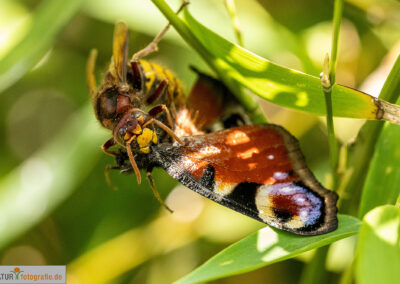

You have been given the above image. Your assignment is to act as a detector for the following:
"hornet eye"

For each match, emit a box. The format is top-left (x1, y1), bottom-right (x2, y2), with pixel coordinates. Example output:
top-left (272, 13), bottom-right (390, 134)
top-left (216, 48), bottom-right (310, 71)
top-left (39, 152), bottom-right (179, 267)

top-left (97, 88), bottom-right (117, 118)
top-left (118, 128), bottom-right (126, 136)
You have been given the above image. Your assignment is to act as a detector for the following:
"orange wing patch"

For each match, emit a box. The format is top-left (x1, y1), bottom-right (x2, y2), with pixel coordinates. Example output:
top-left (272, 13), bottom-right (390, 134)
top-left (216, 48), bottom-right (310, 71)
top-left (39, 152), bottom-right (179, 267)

top-left (151, 124), bottom-right (338, 235)
top-left (181, 125), bottom-right (297, 185)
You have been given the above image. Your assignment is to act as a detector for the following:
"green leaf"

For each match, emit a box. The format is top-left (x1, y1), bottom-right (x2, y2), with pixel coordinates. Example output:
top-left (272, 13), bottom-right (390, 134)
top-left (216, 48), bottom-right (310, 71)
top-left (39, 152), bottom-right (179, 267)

top-left (182, 11), bottom-right (382, 119)
top-left (175, 215), bottom-right (360, 284)
top-left (356, 205), bottom-right (400, 284)
top-left (358, 121), bottom-right (400, 218)
top-left (357, 56), bottom-right (400, 218)
top-left (151, 0), bottom-right (400, 122)
top-left (0, 0), bottom-right (86, 94)
top-left (339, 55), bottom-right (400, 215)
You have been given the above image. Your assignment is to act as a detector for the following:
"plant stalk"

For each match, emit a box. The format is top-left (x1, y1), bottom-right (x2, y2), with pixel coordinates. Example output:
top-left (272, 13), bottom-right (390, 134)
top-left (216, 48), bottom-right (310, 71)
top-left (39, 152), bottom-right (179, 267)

top-left (304, 1), bottom-right (343, 283)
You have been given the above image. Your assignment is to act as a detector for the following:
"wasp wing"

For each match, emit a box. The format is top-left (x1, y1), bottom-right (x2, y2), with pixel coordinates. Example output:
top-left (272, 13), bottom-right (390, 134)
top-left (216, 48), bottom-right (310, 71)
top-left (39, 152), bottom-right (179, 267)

top-left (112, 22), bottom-right (129, 86)
top-left (151, 124), bottom-right (338, 235)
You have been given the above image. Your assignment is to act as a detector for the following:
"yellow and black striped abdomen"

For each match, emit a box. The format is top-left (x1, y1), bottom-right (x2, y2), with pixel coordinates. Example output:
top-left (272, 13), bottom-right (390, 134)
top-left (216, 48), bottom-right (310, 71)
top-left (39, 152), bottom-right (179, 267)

top-left (138, 60), bottom-right (186, 112)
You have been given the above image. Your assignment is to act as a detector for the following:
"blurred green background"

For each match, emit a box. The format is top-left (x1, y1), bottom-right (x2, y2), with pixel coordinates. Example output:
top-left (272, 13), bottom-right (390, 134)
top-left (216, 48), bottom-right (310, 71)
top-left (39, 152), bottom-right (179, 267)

top-left (0, 0), bottom-right (399, 283)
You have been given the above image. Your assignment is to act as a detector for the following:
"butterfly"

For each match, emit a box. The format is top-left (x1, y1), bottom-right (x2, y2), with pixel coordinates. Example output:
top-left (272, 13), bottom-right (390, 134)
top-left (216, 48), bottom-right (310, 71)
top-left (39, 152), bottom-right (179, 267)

top-left (87, 3), bottom-right (338, 235)
top-left (129, 123), bottom-right (338, 236)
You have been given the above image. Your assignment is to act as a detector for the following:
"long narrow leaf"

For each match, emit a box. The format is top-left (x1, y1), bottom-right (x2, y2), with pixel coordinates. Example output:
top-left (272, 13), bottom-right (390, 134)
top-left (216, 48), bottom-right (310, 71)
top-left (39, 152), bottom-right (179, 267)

top-left (356, 205), bottom-right (400, 284)
top-left (182, 10), bottom-right (400, 120)
top-left (151, 0), bottom-right (400, 122)
top-left (358, 100), bottom-right (400, 217)
top-left (175, 215), bottom-right (360, 284)
top-left (341, 54), bottom-right (400, 215)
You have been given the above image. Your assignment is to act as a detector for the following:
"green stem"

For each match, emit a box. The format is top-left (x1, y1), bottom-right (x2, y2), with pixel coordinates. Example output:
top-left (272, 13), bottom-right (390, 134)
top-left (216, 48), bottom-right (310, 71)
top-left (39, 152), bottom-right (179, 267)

top-left (323, 86), bottom-right (339, 190)
top-left (151, 0), bottom-right (207, 60)
top-left (321, 0), bottom-right (343, 191)
top-left (329, 0), bottom-right (343, 84)
top-left (305, 1), bottom-right (344, 282)
top-left (224, 0), bottom-right (243, 46)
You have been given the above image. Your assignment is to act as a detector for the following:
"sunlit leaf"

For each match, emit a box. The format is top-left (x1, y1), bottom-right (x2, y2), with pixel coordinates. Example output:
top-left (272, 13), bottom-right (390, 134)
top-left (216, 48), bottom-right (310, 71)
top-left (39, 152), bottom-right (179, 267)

top-left (356, 205), bottom-right (400, 284)
top-left (175, 215), bottom-right (360, 284)
top-left (151, 0), bottom-right (400, 123)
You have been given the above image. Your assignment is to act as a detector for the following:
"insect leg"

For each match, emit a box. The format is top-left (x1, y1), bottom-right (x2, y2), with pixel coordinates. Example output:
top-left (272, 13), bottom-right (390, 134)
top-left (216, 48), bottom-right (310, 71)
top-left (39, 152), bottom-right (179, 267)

top-left (105, 165), bottom-right (120, 190)
top-left (87, 49), bottom-right (98, 99)
top-left (146, 170), bottom-right (173, 213)
top-left (126, 138), bottom-right (142, 184)
top-left (102, 138), bottom-right (119, 156)
top-left (146, 79), bottom-right (168, 105)
top-left (148, 104), bottom-right (173, 129)
top-left (102, 139), bottom-right (126, 189)
top-left (131, 1), bottom-right (189, 61)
